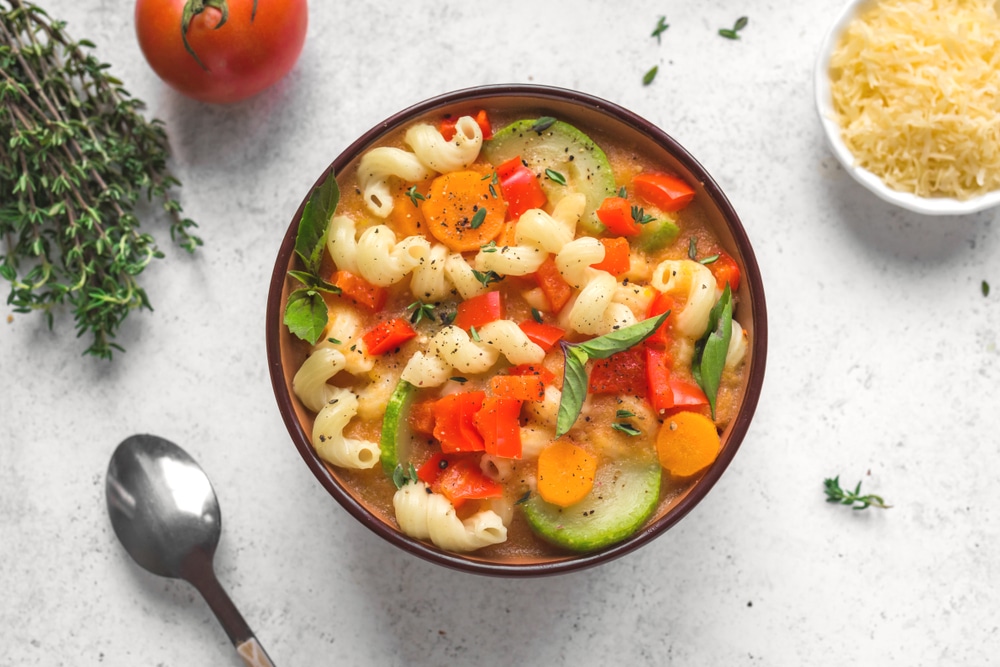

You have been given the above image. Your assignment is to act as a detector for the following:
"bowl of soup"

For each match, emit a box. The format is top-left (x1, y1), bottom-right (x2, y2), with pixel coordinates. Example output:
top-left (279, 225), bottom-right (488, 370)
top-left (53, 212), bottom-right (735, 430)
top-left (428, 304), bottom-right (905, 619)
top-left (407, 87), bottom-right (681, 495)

top-left (266, 85), bottom-right (767, 576)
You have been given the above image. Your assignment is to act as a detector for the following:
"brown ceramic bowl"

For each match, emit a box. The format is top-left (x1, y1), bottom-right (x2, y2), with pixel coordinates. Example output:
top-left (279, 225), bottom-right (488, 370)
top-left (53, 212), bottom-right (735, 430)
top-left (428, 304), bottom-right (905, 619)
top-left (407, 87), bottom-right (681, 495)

top-left (266, 84), bottom-right (767, 577)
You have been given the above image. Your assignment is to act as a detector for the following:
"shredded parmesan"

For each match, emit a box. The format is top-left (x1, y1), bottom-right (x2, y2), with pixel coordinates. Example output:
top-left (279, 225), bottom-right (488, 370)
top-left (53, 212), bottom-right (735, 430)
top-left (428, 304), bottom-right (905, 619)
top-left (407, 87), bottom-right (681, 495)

top-left (829, 0), bottom-right (1000, 199)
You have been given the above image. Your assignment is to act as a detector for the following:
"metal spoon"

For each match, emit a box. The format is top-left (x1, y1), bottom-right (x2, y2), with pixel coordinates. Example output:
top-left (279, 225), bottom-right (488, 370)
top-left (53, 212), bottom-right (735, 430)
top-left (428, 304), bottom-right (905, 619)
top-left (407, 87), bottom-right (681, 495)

top-left (106, 434), bottom-right (275, 667)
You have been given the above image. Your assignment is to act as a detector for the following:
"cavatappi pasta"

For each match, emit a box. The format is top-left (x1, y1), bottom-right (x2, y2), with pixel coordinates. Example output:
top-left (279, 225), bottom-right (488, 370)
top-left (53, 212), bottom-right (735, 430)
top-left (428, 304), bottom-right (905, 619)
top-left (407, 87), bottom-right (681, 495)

top-left (285, 109), bottom-right (749, 557)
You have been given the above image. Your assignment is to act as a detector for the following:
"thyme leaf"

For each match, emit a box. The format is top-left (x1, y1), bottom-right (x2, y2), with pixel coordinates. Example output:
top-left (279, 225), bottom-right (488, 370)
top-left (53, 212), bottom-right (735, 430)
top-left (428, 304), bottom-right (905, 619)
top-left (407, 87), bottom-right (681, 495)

top-left (651, 16), bottom-right (669, 43)
top-left (643, 65), bottom-right (659, 86)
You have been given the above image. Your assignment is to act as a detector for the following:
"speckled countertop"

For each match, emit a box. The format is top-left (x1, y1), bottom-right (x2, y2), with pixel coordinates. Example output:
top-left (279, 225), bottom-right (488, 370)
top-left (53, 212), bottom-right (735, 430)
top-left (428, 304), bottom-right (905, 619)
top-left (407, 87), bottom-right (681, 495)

top-left (2, 1), bottom-right (998, 665)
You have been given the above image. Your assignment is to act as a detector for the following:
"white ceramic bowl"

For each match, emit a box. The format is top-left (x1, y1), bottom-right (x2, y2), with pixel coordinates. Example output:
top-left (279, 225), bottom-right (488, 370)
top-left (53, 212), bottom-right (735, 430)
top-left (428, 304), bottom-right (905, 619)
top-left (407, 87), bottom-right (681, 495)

top-left (814, 0), bottom-right (1000, 216)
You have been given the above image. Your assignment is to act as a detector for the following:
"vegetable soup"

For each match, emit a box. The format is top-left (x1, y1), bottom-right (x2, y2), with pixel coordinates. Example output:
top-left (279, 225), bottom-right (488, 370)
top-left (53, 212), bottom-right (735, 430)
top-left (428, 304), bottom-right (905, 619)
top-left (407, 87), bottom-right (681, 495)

top-left (282, 107), bottom-right (750, 559)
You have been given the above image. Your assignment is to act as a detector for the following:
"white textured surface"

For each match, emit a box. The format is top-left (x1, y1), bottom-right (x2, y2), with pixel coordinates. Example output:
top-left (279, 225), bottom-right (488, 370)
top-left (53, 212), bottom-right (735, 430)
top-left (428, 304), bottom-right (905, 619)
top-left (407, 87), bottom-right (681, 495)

top-left (2, 1), bottom-right (998, 665)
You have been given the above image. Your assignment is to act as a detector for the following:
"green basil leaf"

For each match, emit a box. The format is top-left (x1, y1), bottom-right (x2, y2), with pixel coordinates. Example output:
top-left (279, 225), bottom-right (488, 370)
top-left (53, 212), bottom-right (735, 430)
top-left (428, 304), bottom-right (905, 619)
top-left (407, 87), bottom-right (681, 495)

top-left (575, 312), bottom-right (668, 360)
top-left (287, 270), bottom-right (342, 294)
top-left (555, 345), bottom-right (589, 438)
top-left (294, 171), bottom-right (339, 274)
top-left (283, 289), bottom-right (329, 345)
top-left (694, 284), bottom-right (733, 418)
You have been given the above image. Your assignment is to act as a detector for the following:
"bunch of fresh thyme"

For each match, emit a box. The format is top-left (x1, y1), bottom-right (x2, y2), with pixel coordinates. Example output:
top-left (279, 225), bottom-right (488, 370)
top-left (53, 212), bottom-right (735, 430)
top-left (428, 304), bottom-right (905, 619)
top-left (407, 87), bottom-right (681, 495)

top-left (1, 0), bottom-right (200, 359)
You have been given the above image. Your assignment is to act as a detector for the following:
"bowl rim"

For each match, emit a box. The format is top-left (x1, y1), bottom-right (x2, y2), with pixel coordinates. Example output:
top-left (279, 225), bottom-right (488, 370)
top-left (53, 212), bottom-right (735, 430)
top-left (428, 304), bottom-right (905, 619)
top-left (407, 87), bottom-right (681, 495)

top-left (814, 0), bottom-right (1000, 216)
top-left (265, 83), bottom-right (769, 577)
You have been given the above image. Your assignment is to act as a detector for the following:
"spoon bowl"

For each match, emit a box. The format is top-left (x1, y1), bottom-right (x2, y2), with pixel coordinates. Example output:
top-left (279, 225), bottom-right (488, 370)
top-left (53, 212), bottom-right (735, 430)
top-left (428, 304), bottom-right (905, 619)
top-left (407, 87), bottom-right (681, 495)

top-left (106, 434), bottom-right (274, 666)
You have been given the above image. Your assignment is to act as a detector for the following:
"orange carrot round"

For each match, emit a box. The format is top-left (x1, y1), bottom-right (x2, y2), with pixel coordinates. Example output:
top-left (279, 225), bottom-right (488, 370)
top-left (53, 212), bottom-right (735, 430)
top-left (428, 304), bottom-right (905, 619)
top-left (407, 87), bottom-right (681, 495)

top-left (655, 411), bottom-right (721, 478)
top-left (537, 439), bottom-right (598, 508)
top-left (420, 170), bottom-right (506, 252)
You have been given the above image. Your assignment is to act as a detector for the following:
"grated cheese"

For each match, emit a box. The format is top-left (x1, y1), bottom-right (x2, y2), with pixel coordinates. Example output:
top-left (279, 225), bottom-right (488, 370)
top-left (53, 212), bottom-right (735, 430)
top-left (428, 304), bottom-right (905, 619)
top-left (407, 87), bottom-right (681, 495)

top-left (829, 0), bottom-right (1000, 199)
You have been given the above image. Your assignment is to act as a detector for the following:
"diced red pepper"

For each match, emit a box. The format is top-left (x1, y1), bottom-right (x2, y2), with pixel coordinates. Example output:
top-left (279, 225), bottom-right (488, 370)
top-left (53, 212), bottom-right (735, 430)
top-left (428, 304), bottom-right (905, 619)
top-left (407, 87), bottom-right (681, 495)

top-left (645, 346), bottom-right (675, 412)
top-left (490, 375), bottom-right (546, 402)
top-left (454, 291), bottom-right (505, 332)
top-left (361, 317), bottom-right (417, 355)
top-left (417, 453), bottom-right (503, 509)
top-left (589, 347), bottom-right (647, 396)
top-left (432, 392), bottom-right (486, 453)
top-left (518, 320), bottom-right (565, 352)
top-left (439, 109), bottom-right (493, 142)
top-left (596, 197), bottom-right (640, 236)
top-left (591, 237), bottom-right (631, 276)
top-left (533, 256), bottom-right (573, 313)
top-left (408, 400), bottom-right (438, 436)
top-left (707, 251), bottom-right (741, 291)
top-left (508, 363), bottom-right (557, 386)
top-left (474, 397), bottom-right (523, 459)
top-left (331, 270), bottom-right (387, 311)
top-left (496, 156), bottom-right (548, 220)
top-left (669, 377), bottom-right (708, 407)
top-left (632, 172), bottom-right (696, 212)
top-left (645, 291), bottom-right (674, 349)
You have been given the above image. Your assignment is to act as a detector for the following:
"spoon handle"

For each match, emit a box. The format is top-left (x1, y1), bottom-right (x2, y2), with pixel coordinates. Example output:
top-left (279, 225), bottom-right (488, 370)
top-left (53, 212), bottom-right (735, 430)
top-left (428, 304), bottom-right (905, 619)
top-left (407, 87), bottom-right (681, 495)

top-left (184, 552), bottom-right (276, 667)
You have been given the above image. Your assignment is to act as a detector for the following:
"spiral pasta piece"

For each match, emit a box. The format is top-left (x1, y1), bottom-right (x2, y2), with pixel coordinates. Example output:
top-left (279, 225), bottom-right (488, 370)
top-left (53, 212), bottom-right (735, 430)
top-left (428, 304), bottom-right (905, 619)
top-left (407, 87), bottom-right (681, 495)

top-left (292, 347), bottom-right (347, 413)
top-left (405, 116), bottom-right (483, 173)
top-left (355, 226), bottom-right (430, 287)
top-left (357, 147), bottom-right (435, 218)
top-left (312, 387), bottom-right (380, 470)
top-left (393, 481), bottom-right (507, 552)
top-left (650, 259), bottom-right (718, 339)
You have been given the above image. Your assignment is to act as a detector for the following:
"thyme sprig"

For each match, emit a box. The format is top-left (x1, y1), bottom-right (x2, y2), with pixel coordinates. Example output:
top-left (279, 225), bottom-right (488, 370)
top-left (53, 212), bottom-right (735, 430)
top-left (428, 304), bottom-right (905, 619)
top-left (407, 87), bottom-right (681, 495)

top-left (824, 476), bottom-right (891, 510)
top-left (0, 0), bottom-right (200, 359)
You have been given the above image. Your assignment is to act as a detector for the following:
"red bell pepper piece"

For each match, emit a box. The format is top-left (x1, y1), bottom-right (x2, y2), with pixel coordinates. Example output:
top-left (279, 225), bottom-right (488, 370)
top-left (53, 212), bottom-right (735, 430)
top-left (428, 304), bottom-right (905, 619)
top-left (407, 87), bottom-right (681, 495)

top-left (439, 109), bottom-right (493, 141)
top-left (474, 396), bottom-right (523, 458)
top-left (454, 291), bottom-right (505, 332)
top-left (361, 317), bottom-right (417, 355)
top-left (589, 347), bottom-right (647, 396)
top-left (408, 400), bottom-right (438, 436)
top-left (590, 237), bottom-right (631, 276)
top-left (645, 346), bottom-right (675, 412)
top-left (496, 156), bottom-right (548, 220)
top-left (331, 270), bottom-right (387, 312)
top-left (432, 392), bottom-right (486, 453)
top-left (507, 363), bottom-right (557, 386)
top-left (707, 250), bottom-right (741, 291)
top-left (489, 375), bottom-right (546, 402)
top-left (417, 453), bottom-right (503, 508)
top-left (532, 256), bottom-right (573, 313)
top-left (632, 172), bottom-right (695, 212)
top-left (669, 377), bottom-right (708, 407)
top-left (596, 196), bottom-right (640, 236)
top-left (645, 291), bottom-right (674, 349)
top-left (517, 320), bottom-right (565, 352)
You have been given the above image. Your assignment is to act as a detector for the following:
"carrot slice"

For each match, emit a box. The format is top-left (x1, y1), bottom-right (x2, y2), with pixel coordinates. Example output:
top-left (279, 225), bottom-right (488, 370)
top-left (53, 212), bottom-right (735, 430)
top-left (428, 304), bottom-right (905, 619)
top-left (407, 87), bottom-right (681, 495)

top-left (420, 170), bottom-right (506, 252)
top-left (655, 411), bottom-right (721, 478)
top-left (537, 440), bottom-right (598, 508)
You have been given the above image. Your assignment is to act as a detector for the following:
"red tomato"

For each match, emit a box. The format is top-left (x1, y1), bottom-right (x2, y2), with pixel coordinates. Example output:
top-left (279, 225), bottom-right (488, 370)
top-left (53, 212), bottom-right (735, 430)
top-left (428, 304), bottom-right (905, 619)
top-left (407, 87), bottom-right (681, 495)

top-left (135, 0), bottom-right (308, 104)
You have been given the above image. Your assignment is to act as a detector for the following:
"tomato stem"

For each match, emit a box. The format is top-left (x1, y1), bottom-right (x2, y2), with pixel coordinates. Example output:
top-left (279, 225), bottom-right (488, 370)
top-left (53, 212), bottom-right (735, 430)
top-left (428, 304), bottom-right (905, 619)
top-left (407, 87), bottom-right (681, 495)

top-left (180, 0), bottom-right (231, 71)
